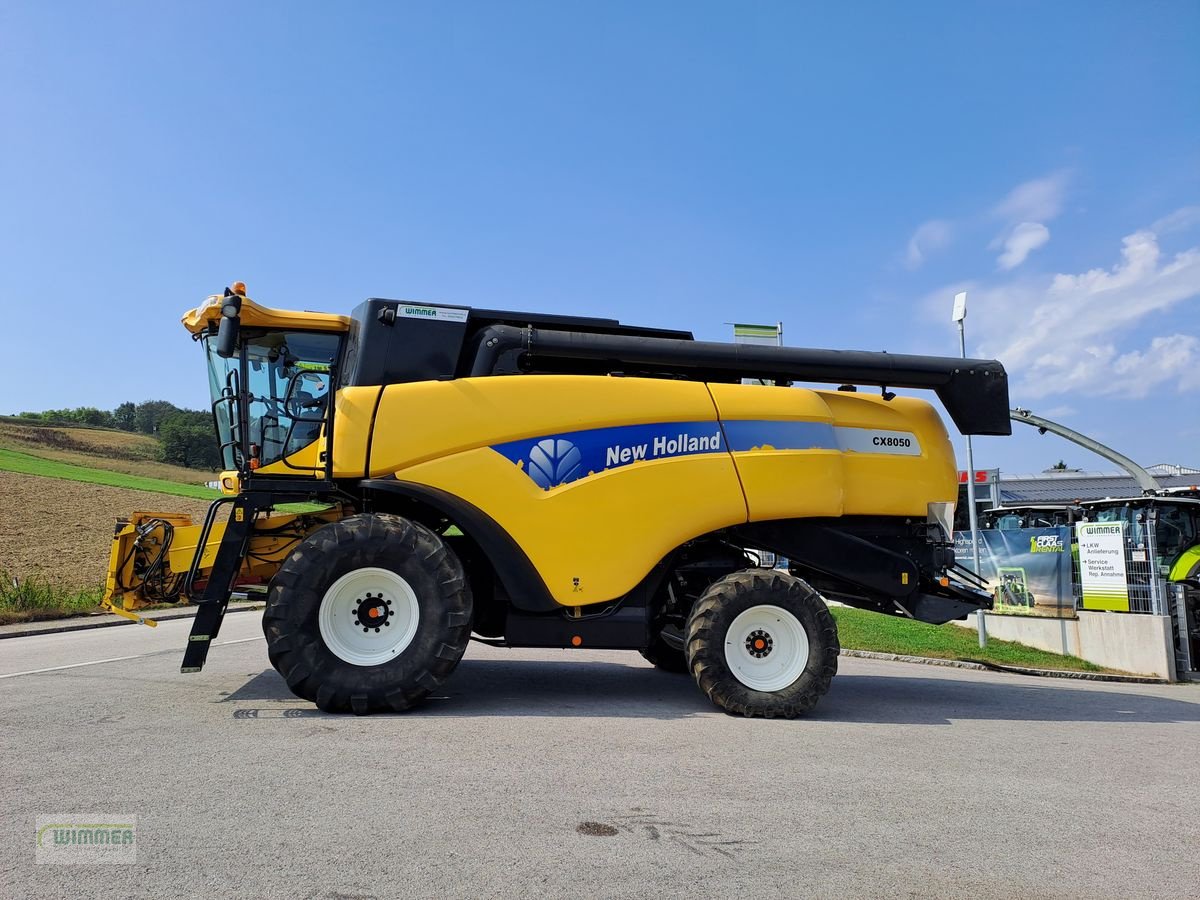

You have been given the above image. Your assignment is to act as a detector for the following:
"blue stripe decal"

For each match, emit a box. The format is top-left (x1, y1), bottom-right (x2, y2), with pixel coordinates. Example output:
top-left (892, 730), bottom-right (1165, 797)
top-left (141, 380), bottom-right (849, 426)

top-left (491, 418), bottom-right (842, 491)
top-left (492, 420), bottom-right (726, 490)
top-left (722, 420), bottom-right (837, 453)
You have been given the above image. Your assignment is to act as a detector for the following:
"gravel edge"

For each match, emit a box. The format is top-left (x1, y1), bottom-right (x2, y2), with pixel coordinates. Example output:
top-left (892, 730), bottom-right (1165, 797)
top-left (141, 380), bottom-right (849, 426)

top-left (839, 648), bottom-right (1168, 684)
top-left (0, 602), bottom-right (263, 640)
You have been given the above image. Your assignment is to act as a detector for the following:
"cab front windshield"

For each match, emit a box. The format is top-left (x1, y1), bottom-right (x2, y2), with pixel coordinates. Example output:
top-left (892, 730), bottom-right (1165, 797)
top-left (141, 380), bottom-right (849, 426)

top-left (205, 330), bottom-right (340, 471)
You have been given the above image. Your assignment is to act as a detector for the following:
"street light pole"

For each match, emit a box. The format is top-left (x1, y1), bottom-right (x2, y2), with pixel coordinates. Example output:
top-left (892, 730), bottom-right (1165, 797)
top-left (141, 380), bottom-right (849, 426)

top-left (952, 291), bottom-right (987, 649)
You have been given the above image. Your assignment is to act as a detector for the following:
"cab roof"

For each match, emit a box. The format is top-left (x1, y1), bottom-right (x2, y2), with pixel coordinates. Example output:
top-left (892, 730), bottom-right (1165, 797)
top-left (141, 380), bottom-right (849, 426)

top-left (182, 295), bottom-right (350, 335)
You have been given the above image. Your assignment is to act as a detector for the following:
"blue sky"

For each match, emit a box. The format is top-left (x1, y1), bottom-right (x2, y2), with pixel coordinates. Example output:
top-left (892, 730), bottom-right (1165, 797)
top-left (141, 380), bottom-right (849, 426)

top-left (1, 1), bottom-right (1197, 475)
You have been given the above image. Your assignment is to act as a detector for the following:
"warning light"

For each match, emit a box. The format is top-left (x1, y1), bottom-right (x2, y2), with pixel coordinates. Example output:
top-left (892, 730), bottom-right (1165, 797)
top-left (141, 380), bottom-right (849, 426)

top-left (230, 281), bottom-right (247, 295)
top-left (571, 635), bottom-right (582, 647)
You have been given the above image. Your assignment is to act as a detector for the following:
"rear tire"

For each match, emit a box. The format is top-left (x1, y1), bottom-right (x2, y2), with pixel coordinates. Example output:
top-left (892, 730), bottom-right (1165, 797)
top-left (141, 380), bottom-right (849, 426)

top-left (685, 569), bottom-right (838, 718)
top-left (264, 513), bottom-right (472, 715)
top-left (639, 634), bottom-right (688, 673)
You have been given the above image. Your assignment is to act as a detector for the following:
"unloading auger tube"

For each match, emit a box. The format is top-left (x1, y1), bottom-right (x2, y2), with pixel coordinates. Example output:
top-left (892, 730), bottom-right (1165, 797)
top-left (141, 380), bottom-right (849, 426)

top-left (470, 324), bottom-right (1011, 437)
top-left (101, 287), bottom-right (1010, 718)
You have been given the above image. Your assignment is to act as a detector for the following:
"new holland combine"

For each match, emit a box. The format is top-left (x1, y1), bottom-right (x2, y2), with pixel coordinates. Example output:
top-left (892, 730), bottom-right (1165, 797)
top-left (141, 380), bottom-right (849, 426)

top-left (103, 283), bottom-right (1011, 716)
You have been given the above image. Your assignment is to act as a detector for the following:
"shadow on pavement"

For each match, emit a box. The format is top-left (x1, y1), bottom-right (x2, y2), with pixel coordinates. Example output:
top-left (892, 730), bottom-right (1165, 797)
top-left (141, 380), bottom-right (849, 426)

top-left (223, 657), bottom-right (713, 719)
top-left (814, 673), bottom-right (1200, 726)
top-left (222, 658), bottom-right (1200, 724)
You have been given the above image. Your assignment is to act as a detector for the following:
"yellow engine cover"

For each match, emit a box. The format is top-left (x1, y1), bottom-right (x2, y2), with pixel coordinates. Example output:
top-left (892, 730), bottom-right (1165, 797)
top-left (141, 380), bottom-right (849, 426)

top-left (362, 376), bottom-right (958, 607)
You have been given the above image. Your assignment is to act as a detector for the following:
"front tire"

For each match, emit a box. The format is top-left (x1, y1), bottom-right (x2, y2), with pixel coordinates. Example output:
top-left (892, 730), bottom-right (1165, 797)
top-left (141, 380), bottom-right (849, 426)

top-left (685, 570), bottom-right (838, 718)
top-left (264, 514), bottom-right (472, 714)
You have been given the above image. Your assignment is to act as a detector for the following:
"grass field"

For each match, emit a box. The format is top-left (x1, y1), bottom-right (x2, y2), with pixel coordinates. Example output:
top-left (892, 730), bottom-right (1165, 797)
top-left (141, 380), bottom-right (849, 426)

top-left (831, 605), bottom-right (1110, 672)
top-left (0, 449), bottom-right (218, 500)
top-left (0, 573), bottom-right (104, 625)
top-left (0, 421), bottom-right (214, 484)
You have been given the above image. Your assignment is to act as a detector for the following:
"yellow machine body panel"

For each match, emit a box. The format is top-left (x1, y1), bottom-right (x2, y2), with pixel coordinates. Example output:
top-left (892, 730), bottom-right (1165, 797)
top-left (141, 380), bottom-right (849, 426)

top-left (705, 384), bottom-right (844, 522)
top-left (367, 376), bottom-right (723, 476)
top-left (368, 376), bottom-right (748, 604)
top-left (358, 375), bottom-right (958, 606)
top-left (707, 384), bottom-right (958, 522)
top-left (330, 386), bottom-right (383, 478)
top-left (819, 390), bottom-right (958, 514)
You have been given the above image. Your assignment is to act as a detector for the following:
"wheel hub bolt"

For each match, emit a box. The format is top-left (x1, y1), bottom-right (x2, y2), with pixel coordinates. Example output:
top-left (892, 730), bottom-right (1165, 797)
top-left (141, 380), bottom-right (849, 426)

top-left (745, 629), bottom-right (774, 658)
top-left (353, 592), bottom-right (393, 633)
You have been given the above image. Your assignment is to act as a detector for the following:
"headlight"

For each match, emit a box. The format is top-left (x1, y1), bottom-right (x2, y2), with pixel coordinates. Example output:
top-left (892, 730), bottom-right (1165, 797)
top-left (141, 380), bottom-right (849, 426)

top-left (927, 501), bottom-right (956, 542)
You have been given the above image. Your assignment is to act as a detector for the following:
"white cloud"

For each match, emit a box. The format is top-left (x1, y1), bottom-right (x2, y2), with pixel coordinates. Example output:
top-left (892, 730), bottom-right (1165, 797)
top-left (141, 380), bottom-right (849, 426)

top-left (989, 172), bottom-right (1070, 270)
top-left (902, 172), bottom-right (1070, 273)
top-left (946, 211), bottom-right (1200, 400)
top-left (993, 171), bottom-right (1069, 223)
top-left (904, 219), bottom-right (953, 269)
top-left (1152, 206), bottom-right (1200, 235)
top-left (1111, 335), bottom-right (1200, 395)
top-left (996, 222), bottom-right (1051, 270)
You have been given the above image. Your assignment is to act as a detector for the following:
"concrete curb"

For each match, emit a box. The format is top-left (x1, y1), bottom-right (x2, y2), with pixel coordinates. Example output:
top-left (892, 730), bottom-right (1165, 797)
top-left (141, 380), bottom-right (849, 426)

top-left (839, 648), bottom-right (1168, 684)
top-left (0, 602), bottom-right (263, 640)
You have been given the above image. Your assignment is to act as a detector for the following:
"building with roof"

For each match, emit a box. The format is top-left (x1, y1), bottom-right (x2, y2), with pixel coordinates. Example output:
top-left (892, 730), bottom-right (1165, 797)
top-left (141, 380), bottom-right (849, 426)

top-left (954, 464), bottom-right (1199, 531)
top-left (995, 465), bottom-right (1200, 504)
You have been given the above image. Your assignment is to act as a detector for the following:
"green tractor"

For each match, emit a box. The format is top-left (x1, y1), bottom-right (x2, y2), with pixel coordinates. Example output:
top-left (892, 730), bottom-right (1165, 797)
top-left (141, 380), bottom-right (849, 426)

top-left (1079, 490), bottom-right (1200, 674)
top-left (993, 567), bottom-right (1036, 609)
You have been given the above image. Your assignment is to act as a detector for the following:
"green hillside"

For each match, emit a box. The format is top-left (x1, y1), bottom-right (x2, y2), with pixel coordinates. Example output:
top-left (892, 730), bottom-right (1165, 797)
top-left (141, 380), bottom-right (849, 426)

top-left (0, 449), bottom-right (218, 500)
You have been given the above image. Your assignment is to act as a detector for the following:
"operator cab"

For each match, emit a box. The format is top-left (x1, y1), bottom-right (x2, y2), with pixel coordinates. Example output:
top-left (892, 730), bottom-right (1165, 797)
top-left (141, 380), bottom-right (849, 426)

top-left (184, 284), bottom-right (350, 478)
top-left (203, 329), bottom-right (340, 471)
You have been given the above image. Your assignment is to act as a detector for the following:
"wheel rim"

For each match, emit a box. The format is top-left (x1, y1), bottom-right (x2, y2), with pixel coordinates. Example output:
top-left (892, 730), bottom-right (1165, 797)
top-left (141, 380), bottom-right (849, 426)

top-left (318, 567), bottom-right (420, 666)
top-left (723, 604), bottom-right (810, 692)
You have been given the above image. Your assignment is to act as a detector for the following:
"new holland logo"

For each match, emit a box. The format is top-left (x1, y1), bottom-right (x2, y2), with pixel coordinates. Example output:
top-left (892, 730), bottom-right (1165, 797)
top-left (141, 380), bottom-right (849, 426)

top-left (526, 439), bottom-right (582, 490)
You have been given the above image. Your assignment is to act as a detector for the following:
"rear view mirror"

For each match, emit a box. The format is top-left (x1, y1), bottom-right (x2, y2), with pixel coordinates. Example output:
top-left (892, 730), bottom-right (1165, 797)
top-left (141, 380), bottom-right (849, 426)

top-left (215, 290), bottom-right (243, 359)
top-left (215, 316), bottom-right (240, 358)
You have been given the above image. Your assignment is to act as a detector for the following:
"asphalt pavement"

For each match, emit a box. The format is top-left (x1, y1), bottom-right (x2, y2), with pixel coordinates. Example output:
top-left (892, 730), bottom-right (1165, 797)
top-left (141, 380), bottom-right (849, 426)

top-left (2, 612), bottom-right (1198, 899)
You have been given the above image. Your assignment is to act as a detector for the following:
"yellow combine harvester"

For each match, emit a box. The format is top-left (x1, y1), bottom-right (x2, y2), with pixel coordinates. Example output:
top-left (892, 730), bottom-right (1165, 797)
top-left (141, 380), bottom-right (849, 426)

top-left (103, 283), bottom-right (1010, 717)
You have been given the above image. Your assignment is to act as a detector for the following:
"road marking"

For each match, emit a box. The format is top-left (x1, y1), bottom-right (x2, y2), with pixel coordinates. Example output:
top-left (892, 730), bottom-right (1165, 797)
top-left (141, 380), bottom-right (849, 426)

top-left (0, 636), bottom-right (263, 680)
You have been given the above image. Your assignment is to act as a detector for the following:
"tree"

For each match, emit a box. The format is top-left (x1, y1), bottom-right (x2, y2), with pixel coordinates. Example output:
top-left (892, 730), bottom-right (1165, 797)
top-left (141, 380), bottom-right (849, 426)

top-left (113, 402), bottom-right (137, 431)
top-left (1050, 460), bottom-right (1069, 471)
top-left (158, 414), bottom-right (221, 469)
top-left (73, 407), bottom-right (112, 427)
top-left (133, 400), bottom-right (180, 435)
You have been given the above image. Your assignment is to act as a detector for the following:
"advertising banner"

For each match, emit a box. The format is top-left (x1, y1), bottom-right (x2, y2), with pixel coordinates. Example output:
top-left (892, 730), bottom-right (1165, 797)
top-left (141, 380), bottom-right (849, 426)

top-left (954, 526), bottom-right (1074, 618)
top-left (1076, 521), bottom-right (1130, 611)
